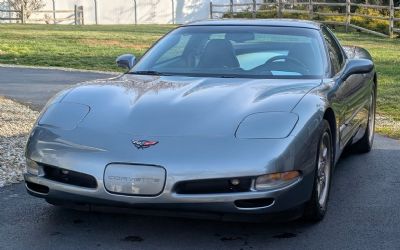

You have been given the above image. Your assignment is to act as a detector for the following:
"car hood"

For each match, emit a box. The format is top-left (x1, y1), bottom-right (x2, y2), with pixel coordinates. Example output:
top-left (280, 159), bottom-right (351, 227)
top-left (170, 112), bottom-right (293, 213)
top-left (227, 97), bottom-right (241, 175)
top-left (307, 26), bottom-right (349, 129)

top-left (61, 74), bottom-right (321, 137)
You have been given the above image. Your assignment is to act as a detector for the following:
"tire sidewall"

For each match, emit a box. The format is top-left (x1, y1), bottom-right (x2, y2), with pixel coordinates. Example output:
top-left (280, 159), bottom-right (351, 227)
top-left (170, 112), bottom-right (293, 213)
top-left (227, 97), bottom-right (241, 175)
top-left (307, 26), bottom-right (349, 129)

top-left (304, 120), bottom-right (334, 221)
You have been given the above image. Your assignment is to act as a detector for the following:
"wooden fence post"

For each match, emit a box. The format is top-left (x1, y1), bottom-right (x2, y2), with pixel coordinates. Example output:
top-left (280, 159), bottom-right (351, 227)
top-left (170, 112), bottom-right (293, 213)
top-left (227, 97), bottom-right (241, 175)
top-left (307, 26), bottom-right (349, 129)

top-left (171, 0), bottom-right (175, 24)
top-left (52, 0), bottom-right (56, 24)
top-left (9, 7), bottom-right (12, 23)
top-left (230, 0), bottom-right (234, 18)
top-left (277, 0), bottom-right (282, 18)
top-left (308, 0), bottom-right (313, 20)
top-left (74, 5), bottom-right (77, 25)
top-left (210, 1), bottom-right (213, 19)
top-left (94, 0), bottom-right (98, 24)
top-left (20, 4), bottom-right (25, 24)
top-left (345, 0), bottom-right (351, 32)
top-left (133, 0), bottom-right (137, 25)
top-left (389, 0), bottom-right (394, 38)
top-left (252, 0), bottom-right (256, 18)
top-left (80, 6), bottom-right (84, 25)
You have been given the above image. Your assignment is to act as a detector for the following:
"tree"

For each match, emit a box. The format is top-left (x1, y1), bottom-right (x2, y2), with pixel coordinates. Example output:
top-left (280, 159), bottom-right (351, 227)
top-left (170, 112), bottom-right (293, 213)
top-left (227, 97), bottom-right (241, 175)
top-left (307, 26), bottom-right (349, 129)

top-left (8, 0), bottom-right (45, 20)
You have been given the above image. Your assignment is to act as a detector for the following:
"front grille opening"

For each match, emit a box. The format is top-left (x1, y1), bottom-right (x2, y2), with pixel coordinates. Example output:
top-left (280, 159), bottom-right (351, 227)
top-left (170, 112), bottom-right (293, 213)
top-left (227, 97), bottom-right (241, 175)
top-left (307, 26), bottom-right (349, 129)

top-left (41, 164), bottom-right (97, 189)
top-left (174, 177), bottom-right (252, 194)
top-left (235, 198), bottom-right (274, 209)
top-left (26, 181), bottom-right (49, 194)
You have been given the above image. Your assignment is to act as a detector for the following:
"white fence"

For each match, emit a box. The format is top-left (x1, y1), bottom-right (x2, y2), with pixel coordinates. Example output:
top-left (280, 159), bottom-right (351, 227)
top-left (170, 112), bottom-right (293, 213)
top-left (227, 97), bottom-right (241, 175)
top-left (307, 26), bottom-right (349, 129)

top-left (210, 0), bottom-right (400, 38)
top-left (0, 0), bottom-right (263, 25)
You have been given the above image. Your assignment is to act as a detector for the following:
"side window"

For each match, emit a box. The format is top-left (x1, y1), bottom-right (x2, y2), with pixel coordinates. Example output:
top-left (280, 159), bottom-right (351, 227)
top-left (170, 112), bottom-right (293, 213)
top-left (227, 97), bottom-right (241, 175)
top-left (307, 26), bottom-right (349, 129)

top-left (322, 27), bottom-right (344, 75)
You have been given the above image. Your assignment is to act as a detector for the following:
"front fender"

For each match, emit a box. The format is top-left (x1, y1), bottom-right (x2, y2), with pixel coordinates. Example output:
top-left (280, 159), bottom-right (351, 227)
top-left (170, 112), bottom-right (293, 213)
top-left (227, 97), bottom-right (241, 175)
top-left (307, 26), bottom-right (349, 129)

top-left (291, 83), bottom-right (341, 164)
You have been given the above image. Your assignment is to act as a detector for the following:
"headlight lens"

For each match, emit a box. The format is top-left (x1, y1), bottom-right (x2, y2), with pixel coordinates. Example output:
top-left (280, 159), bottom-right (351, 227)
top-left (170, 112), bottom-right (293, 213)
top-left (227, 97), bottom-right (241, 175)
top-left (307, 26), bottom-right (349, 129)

top-left (38, 102), bottom-right (90, 130)
top-left (26, 159), bottom-right (42, 176)
top-left (235, 112), bottom-right (298, 139)
top-left (255, 171), bottom-right (301, 191)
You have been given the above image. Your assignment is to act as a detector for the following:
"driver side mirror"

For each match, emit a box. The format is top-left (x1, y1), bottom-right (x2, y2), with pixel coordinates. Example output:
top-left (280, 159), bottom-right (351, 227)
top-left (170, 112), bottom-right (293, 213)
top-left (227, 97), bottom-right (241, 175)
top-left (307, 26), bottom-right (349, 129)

top-left (342, 59), bottom-right (373, 80)
top-left (116, 54), bottom-right (136, 72)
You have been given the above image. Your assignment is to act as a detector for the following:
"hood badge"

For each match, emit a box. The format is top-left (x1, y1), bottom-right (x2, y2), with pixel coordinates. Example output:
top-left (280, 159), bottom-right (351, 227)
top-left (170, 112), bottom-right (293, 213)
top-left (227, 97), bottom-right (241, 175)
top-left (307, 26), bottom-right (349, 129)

top-left (132, 140), bottom-right (159, 149)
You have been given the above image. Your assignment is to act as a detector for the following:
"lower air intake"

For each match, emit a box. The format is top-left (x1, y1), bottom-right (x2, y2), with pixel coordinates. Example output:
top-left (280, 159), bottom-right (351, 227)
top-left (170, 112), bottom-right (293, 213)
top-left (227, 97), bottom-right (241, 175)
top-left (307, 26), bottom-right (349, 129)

top-left (41, 163), bottom-right (97, 189)
top-left (235, 198), bottom-right (274, 209)
top-left (174, 177), bottom-right (252, 194)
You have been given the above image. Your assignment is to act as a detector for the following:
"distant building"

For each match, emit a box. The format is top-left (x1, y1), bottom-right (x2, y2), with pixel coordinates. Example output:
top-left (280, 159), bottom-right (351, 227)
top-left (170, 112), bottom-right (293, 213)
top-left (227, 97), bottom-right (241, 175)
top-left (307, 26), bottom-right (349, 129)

top-left (0, 0), bottom-right (265, 25)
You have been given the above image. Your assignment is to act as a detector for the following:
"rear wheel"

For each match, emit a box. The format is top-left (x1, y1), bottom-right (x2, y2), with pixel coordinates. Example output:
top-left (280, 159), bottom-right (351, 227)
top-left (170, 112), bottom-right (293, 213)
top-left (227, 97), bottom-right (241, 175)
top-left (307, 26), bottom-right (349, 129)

top-left (350, 89), bottom-right (376, 153)
top-left (303, 120), bottom-right (333, 222)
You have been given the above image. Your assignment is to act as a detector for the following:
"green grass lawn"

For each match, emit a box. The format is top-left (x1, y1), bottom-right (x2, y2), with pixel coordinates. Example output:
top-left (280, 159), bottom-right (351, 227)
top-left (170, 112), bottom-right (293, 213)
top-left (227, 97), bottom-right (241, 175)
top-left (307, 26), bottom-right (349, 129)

top-left (0, 24), bottom-right (174, 71)
top-left (0, 24), bottom-right (399, 137)
top-left (334, 30), bottom-right (400, 138)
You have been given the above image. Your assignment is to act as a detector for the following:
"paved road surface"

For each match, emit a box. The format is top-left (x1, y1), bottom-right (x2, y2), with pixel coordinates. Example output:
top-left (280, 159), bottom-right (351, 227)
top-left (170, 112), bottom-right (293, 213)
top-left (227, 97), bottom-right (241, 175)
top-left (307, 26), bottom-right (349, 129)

top-left (1, 136), bottom-right (399, 249)
top-left (0, 66), bottom-right (115, 111)
top-left (0, 66), bottom-right (399, 249)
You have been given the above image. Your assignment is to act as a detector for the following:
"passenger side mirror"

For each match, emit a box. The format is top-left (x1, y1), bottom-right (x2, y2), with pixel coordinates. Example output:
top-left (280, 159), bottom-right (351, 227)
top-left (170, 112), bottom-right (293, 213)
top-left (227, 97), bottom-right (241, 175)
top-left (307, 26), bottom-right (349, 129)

top-left (116, 54), bottom-right (136, 72)
top-left (342, 59), bottom-right (373, 80)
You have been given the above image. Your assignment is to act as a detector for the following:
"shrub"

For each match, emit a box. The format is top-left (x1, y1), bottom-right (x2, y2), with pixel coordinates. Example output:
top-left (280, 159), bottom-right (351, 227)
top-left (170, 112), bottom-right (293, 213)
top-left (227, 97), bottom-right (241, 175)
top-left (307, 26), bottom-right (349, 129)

top-left (223, 4), bottom-right (398, 36)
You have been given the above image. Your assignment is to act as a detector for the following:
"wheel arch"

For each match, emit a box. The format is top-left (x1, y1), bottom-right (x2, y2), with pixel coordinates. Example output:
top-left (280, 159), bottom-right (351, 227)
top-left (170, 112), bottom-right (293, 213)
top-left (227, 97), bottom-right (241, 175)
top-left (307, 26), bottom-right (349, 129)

top-left (373, 73), bottom-right (378, 91)
top-left (323, 107), bottom-right (337, 162)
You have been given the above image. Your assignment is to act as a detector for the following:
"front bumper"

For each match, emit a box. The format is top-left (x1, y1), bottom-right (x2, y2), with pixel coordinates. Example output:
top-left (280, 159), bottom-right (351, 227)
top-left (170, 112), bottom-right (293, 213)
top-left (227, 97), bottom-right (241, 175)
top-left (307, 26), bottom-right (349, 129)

top-left (24, 169), bottom-right (313, 218)
top-left (24, 125), bottom-right (318, 219)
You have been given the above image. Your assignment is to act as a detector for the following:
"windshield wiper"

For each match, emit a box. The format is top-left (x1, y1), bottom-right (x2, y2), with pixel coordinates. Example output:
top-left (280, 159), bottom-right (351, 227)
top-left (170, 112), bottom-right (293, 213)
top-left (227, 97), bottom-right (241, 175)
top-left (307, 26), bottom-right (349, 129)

top-left (130, 71), bottom-right (241, 78)
top-left (129, 70), bottom-right (169, 76)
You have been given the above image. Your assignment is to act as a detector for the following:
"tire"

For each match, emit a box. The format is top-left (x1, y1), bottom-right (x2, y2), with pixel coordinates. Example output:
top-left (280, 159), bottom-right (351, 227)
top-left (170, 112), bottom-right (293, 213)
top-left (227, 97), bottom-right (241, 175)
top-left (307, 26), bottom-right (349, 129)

top-left (349, 89), bottom-right (376, 154)
top-left (302, 120), bottom-right (333, 222)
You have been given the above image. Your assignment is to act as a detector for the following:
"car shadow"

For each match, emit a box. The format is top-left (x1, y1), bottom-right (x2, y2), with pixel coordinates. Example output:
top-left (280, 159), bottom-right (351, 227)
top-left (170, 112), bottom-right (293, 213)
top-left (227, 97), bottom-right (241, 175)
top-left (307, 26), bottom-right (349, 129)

top-left (1, 136), bottom-right (399, 249)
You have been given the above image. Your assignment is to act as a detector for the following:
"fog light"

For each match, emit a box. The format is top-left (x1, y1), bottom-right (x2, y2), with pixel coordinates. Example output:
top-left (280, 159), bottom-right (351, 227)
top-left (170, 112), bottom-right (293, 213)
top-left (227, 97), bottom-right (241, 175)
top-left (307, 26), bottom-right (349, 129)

top-left (255, 171), bottom-right (300, 191)
top-left (230, 178), bottom-right (240, 186)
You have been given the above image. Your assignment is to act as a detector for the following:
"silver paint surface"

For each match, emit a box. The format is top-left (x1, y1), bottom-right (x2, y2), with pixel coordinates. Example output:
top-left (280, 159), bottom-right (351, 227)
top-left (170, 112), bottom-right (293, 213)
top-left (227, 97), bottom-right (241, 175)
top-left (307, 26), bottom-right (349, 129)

top-left (24, 22), bottom-right (376, 216)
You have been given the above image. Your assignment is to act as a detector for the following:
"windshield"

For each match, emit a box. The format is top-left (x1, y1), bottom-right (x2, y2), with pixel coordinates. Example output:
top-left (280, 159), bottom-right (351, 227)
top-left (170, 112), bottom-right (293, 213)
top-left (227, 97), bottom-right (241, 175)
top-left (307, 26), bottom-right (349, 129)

top-left (131, 25), bottom-right (326, 79)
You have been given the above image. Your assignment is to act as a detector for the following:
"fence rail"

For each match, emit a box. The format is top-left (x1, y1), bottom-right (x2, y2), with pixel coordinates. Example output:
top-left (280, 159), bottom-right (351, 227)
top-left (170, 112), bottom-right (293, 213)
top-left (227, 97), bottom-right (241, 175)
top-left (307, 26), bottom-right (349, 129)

top-left (0, 4), bottom-right (84, 25)
top-left (0, 9), bottom-right (20, 13)
top-left (210, 0), bottom-right (400, 38)
top-left (33, 10), bottom-right (77, 14)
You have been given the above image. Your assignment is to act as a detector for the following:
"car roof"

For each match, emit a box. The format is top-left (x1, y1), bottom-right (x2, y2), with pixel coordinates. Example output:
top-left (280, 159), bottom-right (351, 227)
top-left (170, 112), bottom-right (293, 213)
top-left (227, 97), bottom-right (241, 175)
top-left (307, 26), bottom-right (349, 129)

top-left (184, 19), bottom-right (321, 30)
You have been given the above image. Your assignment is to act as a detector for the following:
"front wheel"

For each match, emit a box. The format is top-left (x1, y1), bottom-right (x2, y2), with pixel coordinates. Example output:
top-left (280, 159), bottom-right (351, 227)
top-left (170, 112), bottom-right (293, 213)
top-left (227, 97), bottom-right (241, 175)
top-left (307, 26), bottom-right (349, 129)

top-left (302, 120), bottom-right (333, 222)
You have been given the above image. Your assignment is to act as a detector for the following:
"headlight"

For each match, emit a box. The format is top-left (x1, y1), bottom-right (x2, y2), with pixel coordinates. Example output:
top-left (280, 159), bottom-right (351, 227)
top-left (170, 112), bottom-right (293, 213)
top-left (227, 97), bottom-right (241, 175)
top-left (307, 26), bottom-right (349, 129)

top-left (26, 159), bottom-right (43, 176)
top-left (235, 112), bottom-right (298, 139)
top-left (255, 171), bottom-right (301, 191)
top-left (38, 102), bottom-right (90, 130)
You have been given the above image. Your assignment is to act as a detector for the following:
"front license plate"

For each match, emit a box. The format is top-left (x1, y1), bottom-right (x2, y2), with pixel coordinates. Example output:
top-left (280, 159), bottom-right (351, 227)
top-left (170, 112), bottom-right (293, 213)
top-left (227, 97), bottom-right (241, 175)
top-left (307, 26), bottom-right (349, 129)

top-left (104, 164), bottom-right (166, 196)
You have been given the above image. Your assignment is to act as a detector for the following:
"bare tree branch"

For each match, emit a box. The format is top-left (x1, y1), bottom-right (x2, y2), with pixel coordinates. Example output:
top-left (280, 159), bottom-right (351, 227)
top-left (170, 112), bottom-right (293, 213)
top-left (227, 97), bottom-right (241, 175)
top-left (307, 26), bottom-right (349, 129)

top-left (9, 0), bottom-right (45, 20)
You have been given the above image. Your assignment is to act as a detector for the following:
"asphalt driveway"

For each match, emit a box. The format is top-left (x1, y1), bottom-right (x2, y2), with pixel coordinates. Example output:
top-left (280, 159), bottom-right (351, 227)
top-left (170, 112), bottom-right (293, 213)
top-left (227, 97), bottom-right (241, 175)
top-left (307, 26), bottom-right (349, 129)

top-left (0, 66), bottom-right (115, 111)
top-left (0, 66), bottom-right (399, 249)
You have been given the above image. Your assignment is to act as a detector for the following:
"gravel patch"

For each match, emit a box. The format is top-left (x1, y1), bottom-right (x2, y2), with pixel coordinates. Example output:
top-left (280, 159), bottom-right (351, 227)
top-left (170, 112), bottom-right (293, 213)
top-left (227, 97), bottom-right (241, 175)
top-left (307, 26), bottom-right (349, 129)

top-left (376, 114), bottom-right (400, 131)
top-left (0, 96), bottom-right (39, 187)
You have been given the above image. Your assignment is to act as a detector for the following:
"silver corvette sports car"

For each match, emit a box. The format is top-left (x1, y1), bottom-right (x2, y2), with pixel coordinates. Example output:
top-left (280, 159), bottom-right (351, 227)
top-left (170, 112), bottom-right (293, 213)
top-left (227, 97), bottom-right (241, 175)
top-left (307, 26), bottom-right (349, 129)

top-left (24, 19), bottom-right (376, 222)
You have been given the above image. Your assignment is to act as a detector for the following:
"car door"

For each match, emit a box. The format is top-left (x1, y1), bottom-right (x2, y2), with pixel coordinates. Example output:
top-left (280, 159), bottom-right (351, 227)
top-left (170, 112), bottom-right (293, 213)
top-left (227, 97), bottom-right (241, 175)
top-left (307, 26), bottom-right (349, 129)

top-left (321, 27), bottom-right (368, 148)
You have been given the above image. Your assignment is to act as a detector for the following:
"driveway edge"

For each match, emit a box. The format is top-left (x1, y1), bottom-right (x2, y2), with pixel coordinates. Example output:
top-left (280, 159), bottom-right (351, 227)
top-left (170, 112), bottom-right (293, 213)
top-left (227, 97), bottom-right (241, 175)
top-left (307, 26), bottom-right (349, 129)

top-left (0, 63), bottom-right (120, 75)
